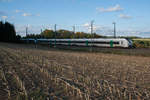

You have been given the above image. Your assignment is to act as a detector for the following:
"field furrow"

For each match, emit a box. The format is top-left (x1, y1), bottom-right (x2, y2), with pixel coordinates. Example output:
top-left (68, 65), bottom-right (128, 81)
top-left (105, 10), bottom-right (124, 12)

top-left (0, 43), bottom-right (150, 100)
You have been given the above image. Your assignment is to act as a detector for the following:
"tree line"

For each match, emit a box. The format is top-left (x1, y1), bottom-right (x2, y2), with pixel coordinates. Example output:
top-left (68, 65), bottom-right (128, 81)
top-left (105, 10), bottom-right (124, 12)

top-left (0, 21), bottom-right (20, 42)
top-left (0, 21), bottom-right (102, 43)
top-left (0, 21), bottom-right (139, 42)
top-left (25, 29), bottom-right (102, 39)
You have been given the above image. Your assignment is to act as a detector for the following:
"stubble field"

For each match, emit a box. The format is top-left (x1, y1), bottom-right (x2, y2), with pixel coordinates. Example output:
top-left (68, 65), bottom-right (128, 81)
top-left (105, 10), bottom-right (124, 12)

top-left (0, 43), bottom-right (150, 100)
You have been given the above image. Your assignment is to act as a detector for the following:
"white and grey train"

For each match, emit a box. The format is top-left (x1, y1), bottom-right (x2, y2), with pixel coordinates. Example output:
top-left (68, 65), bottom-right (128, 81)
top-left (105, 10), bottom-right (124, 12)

top-left (22, 38), bottom-right (133, 48)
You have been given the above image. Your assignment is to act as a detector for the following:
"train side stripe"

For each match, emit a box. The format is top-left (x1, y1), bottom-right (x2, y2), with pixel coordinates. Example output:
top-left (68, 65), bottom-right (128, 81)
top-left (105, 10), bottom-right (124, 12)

top-left (86, 40), bottom-right (88, 46)
top-left (110, 40), bottom-right (113, 47)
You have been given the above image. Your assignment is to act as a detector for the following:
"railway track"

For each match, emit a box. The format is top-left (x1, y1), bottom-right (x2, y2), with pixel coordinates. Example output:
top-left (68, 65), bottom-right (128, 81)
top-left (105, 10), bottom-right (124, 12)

top-left (35, 44), bottom-right (150, 57)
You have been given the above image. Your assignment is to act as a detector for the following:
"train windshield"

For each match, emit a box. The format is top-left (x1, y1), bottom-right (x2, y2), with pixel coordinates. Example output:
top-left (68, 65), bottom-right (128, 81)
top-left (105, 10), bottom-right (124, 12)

top-left (126, 38), bottom-right (133, 46)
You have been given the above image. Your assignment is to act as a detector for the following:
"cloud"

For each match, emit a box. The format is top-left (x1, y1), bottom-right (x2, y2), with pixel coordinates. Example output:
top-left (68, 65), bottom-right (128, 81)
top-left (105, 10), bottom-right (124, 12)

top-left (95, 27), bottom-right (150, 38)
top-left (83, 23), bottom-right (90, 27)
top-left (0, 0), bottom-right (12, 2)
top-left (36, 14), bottom-right (40, 16)
top-left (15, 10), bottom-right (40, 17)
top-left (1, 16), bottom-right (8, 19)
top-left (15, 10), bottom-right (22, 13)
top-left (22, 13), bottom-right (32, 17)
top-left (0, 11), bottom-right (8, 20)
top-left (22, 12), bottom-right (40, 17)
top-left (96, 4), bottom-right (123, 13)
top-left (119, 14), bottom-right (132, 19)
top-left (0, 11), bottom-right (7, 15)
top-left (83, 23), bottom-right (104, 33)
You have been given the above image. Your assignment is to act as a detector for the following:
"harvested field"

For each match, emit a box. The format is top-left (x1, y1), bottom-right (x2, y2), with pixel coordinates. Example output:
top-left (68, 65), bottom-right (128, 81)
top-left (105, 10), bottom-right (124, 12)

top-left (133, 38), bottom-right (150, 41)
top-left (0, 42), bottom-right (150, 100)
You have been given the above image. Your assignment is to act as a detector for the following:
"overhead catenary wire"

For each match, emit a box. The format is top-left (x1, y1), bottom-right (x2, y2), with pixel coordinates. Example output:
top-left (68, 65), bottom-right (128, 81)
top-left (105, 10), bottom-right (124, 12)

top-left (21, 22), bottom-right (118, 37)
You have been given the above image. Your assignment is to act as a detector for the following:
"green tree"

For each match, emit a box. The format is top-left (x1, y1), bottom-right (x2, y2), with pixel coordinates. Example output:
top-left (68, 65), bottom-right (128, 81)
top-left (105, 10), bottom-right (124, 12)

top-left (0, 21), bottom-right (18, 42)
top-left (57, 29), bottom-right (73, 39)
top-left (41, 29), bottom-right (54, 38)
top-left (24, 29), bottom-right (102, 39)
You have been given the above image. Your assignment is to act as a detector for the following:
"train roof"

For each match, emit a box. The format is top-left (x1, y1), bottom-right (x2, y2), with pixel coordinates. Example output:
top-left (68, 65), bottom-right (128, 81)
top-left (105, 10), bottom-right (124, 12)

top-left (37, 38), bottom-right (128, 41)
top-left (21, 38), bottom-right (130, 42)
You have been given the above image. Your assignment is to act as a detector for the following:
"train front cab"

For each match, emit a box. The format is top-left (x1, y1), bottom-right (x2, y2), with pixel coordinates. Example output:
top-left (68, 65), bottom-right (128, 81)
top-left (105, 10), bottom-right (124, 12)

top-left (125, 38), bottom-right (133, 48)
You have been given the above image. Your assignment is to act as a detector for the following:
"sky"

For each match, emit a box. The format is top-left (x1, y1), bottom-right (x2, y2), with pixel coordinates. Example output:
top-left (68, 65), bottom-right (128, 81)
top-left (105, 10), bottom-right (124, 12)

top-left (0, 0), bottom-right (150, 37)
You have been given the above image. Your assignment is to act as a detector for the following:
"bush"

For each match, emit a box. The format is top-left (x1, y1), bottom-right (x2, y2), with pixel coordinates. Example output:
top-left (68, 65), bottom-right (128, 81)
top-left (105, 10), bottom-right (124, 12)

top-left (133, 40), bottom-right (150, 48)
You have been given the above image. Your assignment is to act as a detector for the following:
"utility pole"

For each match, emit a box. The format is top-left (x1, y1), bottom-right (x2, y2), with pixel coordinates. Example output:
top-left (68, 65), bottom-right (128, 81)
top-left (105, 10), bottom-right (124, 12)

top-left (41, 29), bottom-right (43, 34)
top-left (113, 22), bottom-right (116, 38)
top-left (73, 25), bottom-right (75, 34)
top-left (54, 24), bottom-right (57, 32)
top-left (26, 26), bottom-right (29, 43)
top-left (73, 25), bottom-right (75, 38)
top-left (91, 20), bottom-right (94, 35)
top-left (90, 20), bottom-right (94, 52)
top-left (54, 24), bottom-right (57, 39)
top-left (54, 24), bottom-right (57, 47)
top-left (26, 27), bottom-right (28, 37)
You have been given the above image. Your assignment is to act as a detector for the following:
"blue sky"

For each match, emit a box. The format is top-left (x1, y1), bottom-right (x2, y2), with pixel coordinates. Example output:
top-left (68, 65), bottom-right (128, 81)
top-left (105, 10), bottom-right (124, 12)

top-left (0, 0), bottom-right (150, 37)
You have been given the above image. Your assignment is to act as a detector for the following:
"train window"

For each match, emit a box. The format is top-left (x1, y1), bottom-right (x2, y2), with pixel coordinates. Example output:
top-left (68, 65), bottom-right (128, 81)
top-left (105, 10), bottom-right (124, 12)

top-left (48, 40), bottom-right (120, 44)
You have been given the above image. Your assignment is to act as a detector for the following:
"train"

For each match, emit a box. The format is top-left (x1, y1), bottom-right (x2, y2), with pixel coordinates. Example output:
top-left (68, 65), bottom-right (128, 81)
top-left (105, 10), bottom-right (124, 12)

top-left (21, 38), bottom-right (133, 48)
